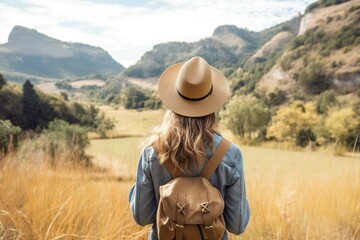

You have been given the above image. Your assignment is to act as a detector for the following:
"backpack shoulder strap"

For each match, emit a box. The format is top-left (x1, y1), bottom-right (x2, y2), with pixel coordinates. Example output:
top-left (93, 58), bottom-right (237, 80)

top-left (200, 137), bottom-right (231, 180)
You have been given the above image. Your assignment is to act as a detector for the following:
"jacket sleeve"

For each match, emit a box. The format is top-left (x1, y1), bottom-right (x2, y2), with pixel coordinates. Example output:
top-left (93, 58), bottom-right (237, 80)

top-left (128, 147), bottom-right (157, 226)
top-left (223, 147), bottom-right (250, 234)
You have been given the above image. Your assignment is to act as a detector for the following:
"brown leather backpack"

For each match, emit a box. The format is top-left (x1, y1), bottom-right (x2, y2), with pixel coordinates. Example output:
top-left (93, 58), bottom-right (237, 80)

top-left (156, 138), bottom-right (231, 240)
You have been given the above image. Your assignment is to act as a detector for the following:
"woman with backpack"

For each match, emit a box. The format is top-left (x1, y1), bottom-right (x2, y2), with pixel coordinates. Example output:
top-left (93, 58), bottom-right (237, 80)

top-left (129, 56), bottom-right (250, 240)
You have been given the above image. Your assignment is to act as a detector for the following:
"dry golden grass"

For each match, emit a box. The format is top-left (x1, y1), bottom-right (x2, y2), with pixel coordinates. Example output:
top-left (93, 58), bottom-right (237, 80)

top-left (0, 159), bottom-right (147, 240)
top-left (1, 142), bottom-right (360, 239)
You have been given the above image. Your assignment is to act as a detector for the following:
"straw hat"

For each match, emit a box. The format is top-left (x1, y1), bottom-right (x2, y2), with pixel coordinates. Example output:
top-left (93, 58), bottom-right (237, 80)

top-left (158, 56), bottom-right (230, 117)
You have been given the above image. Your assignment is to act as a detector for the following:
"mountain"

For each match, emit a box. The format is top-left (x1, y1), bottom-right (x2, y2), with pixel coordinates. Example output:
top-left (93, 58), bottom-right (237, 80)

top-left (258, 0), bottom-right (360, 95)
top-left (124, 16), bottom-right (301, 79)
top-left (0, 26), bottom-right (124, 82)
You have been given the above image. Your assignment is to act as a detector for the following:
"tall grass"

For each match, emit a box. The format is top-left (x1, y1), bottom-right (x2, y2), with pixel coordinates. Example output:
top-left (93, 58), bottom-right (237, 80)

top-left (1, 136), bottom-right (359, 239)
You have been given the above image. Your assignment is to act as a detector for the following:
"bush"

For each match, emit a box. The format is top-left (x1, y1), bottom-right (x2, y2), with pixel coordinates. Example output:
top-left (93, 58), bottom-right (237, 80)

top-left (43, 119), bottom-right (90, 164)
top-left (296, 128), bottom-right (317, 148)
top-left (95, 113), bottom-right (115, 138)
top-left (316, 90), bottom-right (337, 114)
top-left (265, 88), bottom-right (286, 106)
top-left (0, 120), bottom-right (21, 156)
top-left (298, 62), bottom-right (330, 94)
top-left (55, 81), bottom-right (72, 90)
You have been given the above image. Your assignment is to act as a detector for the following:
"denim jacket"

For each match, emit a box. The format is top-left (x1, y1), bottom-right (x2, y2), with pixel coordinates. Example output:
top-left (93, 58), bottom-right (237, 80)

top-left (128, 132), bottom-right (250, 239)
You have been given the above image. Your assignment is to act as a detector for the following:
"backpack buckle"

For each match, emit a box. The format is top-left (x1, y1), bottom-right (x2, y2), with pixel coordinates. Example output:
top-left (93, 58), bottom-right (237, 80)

top-left (176, 224), bottom-right (184, 229)
top-left (205, 225), bottom-right (214, 230)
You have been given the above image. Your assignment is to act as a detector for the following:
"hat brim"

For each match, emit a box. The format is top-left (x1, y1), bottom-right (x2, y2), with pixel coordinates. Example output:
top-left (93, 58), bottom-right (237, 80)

top-left (158, 62), bottom-right (230, 117)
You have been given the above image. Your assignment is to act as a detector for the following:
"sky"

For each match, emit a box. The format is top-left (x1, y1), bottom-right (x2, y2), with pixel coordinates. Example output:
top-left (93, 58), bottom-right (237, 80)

top-left (0, 0), bottom-right (316, 67)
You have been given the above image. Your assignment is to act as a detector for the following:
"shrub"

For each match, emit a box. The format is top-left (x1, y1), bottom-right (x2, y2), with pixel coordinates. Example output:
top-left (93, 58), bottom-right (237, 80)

top-left (296, 128), bottom-right (317, 148)
top-left (0, 120), bottom-right (21, 156)
top-left (95, 113), bottom-right (115, 138)
top-left (298, 62), bottom-right (330, 94)
top-left (55, 81), bottom-right (72, 90)
top-left (43, 119), bottom-right (90, 164)
top-left (316, 90), bottom-right (337, 114)
top-left (265, 88), bottom-right (286, 106)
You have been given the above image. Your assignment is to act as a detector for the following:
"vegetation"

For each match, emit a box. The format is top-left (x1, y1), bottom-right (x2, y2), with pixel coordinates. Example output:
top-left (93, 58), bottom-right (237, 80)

top-left (220, 95), bottom-right (270, 139)
top-left (316, 90), bottom-right (337, 114)
top-left (0, 76), bottom-right (114, 136)
top-left (266, 101), bottom-right (319, 142)
top-left (23, 80), bottom-right (56, 130)
top-left (0, 120), bottom-right (21, 156)
top-left (298, 62), bottom-right (330, 95)
top-left (305, 0), bottom-right (351, 13)
top-left (0, 73), bottom-right (6, 89)
top-left (55, 81), bottom-right (72, 90)
top-left (231, 53), bottom-right (281, 94)
top-left (296, 128), bottom-right (317, 148)
top-left (44, 119), bottom-right (90, 164)
top-left (324, 107), bottom-right (358, 146)
top-left (119, 86), bottom-right (161, 110)
top-left (264, 88), bottom-right (287, 107)
top-left (290, 26), bottom-right (360, 52)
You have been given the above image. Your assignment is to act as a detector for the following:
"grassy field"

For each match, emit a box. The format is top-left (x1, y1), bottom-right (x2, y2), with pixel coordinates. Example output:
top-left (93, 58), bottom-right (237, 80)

top-left (91, 106), bottom-right (164, 138)
top-left (36, 79), bottom-right (105, 94)
top-left (1, 109), bottom-right (360, 239)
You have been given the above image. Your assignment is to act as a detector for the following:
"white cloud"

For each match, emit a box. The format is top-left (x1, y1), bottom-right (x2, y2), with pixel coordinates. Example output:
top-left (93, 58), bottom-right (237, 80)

top-left (0, 0), bottom-right (316, 67)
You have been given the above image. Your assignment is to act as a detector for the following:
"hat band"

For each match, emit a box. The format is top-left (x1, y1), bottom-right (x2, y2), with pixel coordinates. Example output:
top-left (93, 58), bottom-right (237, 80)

top-left (176, 85), bottom-right (213, 102)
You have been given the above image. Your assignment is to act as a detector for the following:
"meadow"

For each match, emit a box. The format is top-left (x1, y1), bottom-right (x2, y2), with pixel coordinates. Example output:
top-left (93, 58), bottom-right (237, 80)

top-left (0, 108), bottom-right (360, 239)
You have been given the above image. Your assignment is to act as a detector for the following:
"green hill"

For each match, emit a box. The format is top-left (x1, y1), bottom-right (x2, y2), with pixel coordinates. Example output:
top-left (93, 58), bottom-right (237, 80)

top-left (0, 26), bottom-right (124, 83)
top-left (124, 16), bottom-right (301, 79)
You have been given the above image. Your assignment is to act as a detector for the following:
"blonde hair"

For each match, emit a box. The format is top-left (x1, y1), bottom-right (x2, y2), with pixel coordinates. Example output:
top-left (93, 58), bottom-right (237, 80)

top-left (150, 110), bottom-right (217, 174)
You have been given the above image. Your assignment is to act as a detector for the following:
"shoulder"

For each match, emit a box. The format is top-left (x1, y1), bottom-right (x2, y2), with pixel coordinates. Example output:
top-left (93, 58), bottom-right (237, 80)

top-left (213, 132), bottom-right (243, 168)
top-left (140, 145), bottom-right (159, 163)
top-left (224, 142), bottom-right (243, 168)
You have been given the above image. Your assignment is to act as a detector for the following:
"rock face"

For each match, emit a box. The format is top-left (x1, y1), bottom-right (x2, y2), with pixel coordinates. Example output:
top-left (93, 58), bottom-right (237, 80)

top-left (0, 26), bottom-right (124, 81)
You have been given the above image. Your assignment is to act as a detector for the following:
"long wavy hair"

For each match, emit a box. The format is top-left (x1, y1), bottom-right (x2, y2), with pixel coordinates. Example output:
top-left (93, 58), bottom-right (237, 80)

top-left (150, 110), bottom-right (217, 174)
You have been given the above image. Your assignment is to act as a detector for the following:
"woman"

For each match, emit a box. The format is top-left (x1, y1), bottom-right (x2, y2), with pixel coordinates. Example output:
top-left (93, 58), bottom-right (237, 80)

top-left (129, 56), bottom-right (250, 239)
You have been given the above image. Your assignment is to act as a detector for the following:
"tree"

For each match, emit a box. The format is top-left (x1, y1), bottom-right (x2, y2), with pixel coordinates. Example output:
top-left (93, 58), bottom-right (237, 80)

top-left (22, 80), bottom-right (41, 130)
top-left (22, 80), bottom-right (56, 130)
top-left (267, 101), bottom-right (319, 142)
top-left (220, 95), bottom-right (270, 138)
top-left (325, 107), bottom-right (358, 146)
top-left (0, 73), bottom-right (6, 90)
top-left (120, 87), bottom-right (148, 109)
